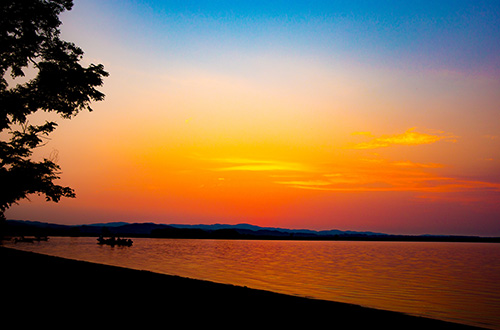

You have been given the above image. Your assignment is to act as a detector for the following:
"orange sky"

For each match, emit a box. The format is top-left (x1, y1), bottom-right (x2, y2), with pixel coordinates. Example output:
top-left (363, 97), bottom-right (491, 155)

top-left (6, 1), bottom-right (500, 235)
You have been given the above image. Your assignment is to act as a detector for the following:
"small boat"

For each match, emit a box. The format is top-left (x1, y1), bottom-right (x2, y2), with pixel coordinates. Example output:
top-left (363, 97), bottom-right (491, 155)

top-left (14, 236), bottom-right (35, 243)
top-left (97, 236), bottom-right (133, 247)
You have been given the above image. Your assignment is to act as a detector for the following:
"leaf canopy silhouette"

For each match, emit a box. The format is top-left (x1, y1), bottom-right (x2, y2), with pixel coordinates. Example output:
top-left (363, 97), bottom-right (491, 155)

top-left (0, 0), bottom-right (108, 220)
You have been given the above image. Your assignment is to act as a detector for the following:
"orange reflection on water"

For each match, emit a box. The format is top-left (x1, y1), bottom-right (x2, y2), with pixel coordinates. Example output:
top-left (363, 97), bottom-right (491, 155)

top-left (6, 238), bottom-right (500, 329)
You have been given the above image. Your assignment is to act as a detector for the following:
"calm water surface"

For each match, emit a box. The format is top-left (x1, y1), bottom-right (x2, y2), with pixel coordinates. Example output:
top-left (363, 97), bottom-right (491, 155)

top-left (4, 237), bottom-right (500, 329)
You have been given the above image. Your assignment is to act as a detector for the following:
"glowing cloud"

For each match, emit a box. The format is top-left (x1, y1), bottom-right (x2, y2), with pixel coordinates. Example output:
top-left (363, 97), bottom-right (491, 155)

top-left (274, 156), bottom-right (500, 196)
top-left (346, 128), bottom-right (458, 149)
top-left (207, 158), bottom-right (312, 173)
top-left (276, 170), bottom-right (500, 194)
top-left (275, 180), bottom-right (333, 188)
top-left (391, 161), bottom-right (444, 168)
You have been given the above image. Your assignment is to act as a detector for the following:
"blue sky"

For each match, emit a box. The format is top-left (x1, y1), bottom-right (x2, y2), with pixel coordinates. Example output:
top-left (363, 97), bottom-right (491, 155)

top-left (65, 0), bottom-right (500, 73)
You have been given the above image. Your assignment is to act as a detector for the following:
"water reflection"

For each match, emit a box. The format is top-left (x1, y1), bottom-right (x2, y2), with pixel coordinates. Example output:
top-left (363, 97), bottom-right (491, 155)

top-left (5, 237), bottom-right (500, 329)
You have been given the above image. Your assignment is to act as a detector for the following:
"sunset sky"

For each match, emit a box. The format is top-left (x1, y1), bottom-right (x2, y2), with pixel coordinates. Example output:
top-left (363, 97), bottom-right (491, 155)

top-left (6, 0), bottom-right (500, 236)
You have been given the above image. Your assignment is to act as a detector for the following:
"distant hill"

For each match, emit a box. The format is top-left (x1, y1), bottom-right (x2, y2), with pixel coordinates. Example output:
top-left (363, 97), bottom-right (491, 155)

top-left (3, 219), bottom-right (499, 242)
top-left (86, 222), bottom-right (130, 227)
top-left (169, 223), bottom-right (386, 237)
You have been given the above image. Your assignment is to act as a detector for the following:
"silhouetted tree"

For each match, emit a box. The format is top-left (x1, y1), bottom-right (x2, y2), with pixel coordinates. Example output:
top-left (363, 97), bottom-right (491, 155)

top-left (0, 0), bottom-right (108, 221)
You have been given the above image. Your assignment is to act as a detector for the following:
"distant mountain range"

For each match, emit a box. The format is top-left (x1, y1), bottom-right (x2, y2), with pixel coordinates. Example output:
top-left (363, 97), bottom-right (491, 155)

top-left (3, 220), bottom-right (386, 237)
top-left (3, 219), bottom-right (499, 242)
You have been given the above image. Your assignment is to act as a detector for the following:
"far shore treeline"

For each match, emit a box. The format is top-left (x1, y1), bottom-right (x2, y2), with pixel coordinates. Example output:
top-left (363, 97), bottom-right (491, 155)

top-left (2, 220), bottom-right (499, 243)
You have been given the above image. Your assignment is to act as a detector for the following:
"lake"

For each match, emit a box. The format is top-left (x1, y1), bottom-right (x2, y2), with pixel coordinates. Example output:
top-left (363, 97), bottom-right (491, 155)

top-left (4, 237), bottom-right (500, 329)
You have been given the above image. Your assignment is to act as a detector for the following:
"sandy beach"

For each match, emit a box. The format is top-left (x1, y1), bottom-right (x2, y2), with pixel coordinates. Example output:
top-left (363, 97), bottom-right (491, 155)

top-left (1, 246), bottom-right (486, 329)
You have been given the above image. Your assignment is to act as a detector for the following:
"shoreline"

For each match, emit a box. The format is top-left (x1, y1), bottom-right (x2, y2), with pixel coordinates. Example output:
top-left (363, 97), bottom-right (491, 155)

top-left (1, 246), bottom-right (487, 328)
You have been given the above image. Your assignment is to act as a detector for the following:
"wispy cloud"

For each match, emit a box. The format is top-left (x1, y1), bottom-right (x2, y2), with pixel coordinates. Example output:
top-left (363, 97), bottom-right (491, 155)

top-left (274, 157), bottom-right (500, 195)
top-left (206, 157), bottom-right (313, 173)
top-left (345, 128), bottom-right (458, 149)
top-left (193, 149), bottom-right (500, 203)
top-left (276, 172), bottom-right (500, 194)
top-left (274, 180), bottom-right (333, 188)
top-left (391, 161), bottom-right (444, 168)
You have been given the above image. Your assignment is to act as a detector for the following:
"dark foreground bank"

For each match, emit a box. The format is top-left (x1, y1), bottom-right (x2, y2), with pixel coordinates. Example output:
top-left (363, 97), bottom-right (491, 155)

top-left (1, 247), bottom-right (486, 329)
